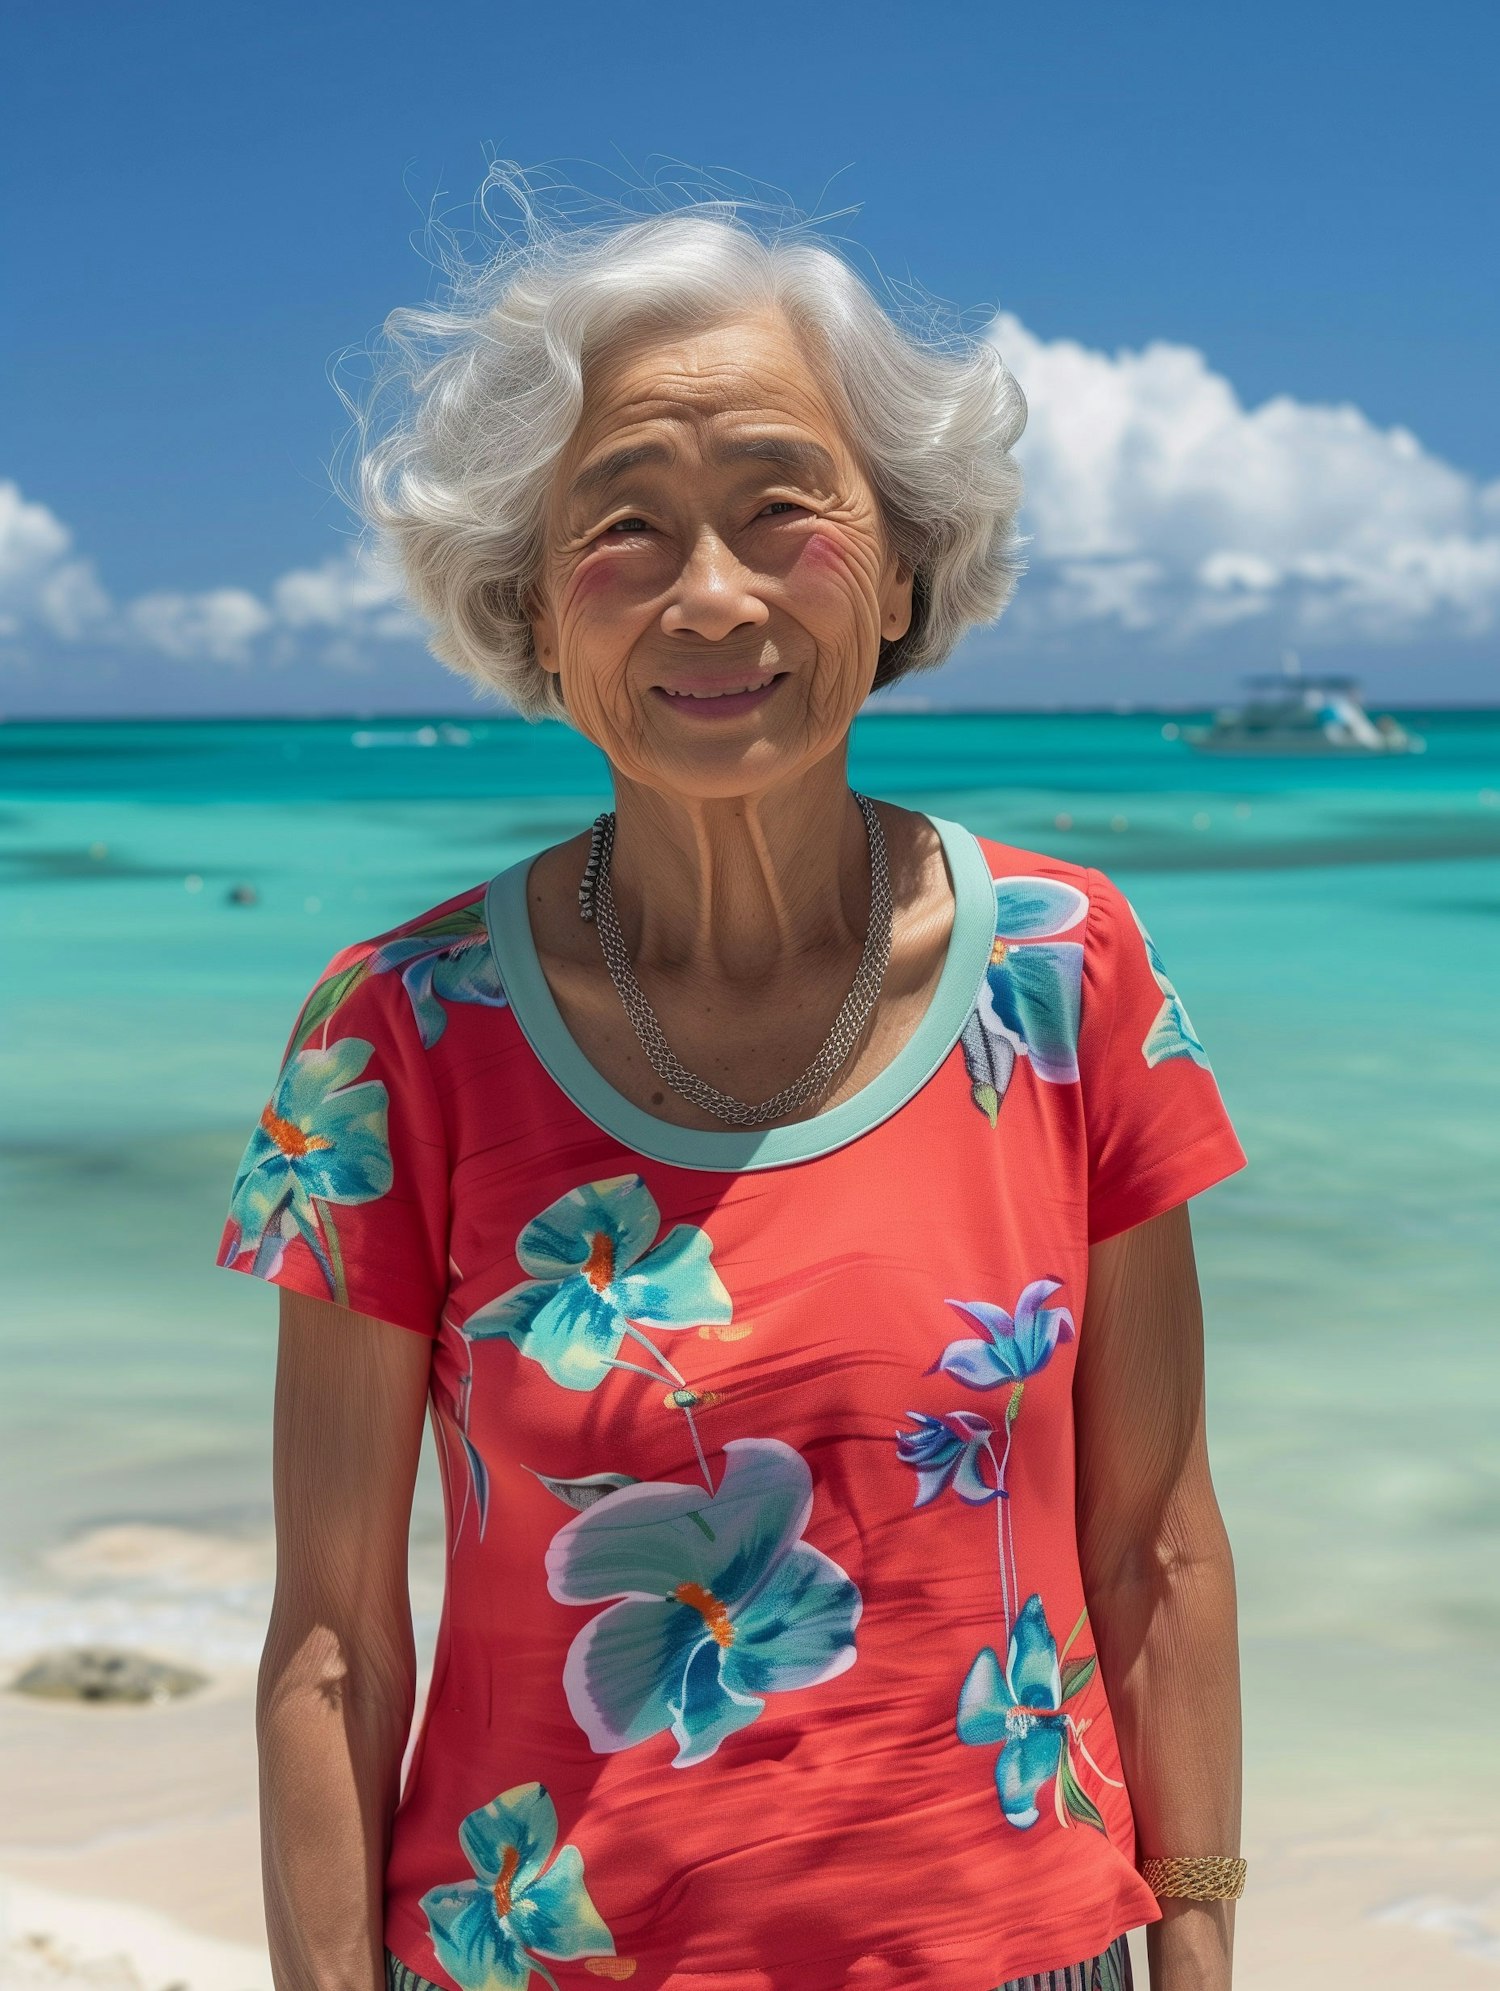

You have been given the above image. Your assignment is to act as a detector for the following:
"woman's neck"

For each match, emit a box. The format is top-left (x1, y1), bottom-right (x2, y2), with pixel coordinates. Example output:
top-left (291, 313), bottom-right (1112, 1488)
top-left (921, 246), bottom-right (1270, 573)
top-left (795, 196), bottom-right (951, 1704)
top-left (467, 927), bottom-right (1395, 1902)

top-left (607, 756), bottom-right (873, 981)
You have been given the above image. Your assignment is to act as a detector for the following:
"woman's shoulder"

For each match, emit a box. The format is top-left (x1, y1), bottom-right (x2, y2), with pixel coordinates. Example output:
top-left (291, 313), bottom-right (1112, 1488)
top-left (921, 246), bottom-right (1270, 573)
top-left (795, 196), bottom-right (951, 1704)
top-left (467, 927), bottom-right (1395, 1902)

top-left (320, 878), bottom-right (493, 978)
top-left (951, 826), bottom-right (1160, 998)
top-left (288, 876), bottom-right (509, 1059)
top-left (959, 826), bottom-right (1136, 935)
top-left (964, 826), bottom-right (1099, 895)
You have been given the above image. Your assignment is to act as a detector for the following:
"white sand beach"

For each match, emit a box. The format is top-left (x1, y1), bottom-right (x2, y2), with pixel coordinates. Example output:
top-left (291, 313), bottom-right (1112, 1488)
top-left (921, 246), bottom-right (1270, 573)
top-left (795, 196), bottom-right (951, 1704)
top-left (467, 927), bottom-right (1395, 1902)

top-left (0, 1521), bottom-right (411, 1991)
top-left (0, 1664), bottom-right (270, 1991)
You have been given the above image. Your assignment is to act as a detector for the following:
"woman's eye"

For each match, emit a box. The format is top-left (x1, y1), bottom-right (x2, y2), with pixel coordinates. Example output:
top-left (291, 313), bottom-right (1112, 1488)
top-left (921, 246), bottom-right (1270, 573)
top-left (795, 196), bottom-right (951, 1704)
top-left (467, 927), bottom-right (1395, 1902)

top-left (605, 517), bottom-right (650, 535)
top-left (759, 501), bottom-right (802, 518)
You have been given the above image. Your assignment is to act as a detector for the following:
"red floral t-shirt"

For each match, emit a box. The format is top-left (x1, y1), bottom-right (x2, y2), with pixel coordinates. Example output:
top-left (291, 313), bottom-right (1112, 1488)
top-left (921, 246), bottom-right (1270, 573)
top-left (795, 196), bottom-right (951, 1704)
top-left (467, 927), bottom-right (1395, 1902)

top-left (218, 816), bottom-right (1246, 1991)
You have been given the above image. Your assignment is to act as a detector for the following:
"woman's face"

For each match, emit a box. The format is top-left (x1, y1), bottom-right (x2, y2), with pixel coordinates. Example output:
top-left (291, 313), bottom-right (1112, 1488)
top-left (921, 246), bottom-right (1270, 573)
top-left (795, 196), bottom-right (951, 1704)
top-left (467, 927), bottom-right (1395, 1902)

top-left (531, 312), bottom-right (913, 803)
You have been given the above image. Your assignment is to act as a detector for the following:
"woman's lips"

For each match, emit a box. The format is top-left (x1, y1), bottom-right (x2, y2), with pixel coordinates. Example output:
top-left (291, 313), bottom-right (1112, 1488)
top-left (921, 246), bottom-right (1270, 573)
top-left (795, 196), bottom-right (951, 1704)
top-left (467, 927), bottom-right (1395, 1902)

top-left (650, 672), bottom-right (786, 717)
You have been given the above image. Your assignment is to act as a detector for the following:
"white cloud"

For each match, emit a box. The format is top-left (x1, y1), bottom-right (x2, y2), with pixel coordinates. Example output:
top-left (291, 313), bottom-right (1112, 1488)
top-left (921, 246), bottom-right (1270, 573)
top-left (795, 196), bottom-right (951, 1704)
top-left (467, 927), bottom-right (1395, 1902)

top-left (270, 544), bottom-right (416, 641)
top-left (0, 481), bottom-right (112, 640)
top-left (989, 313), bottom-right (1500, 643)
top-left (0, 485), bottom-right (413, 669)
top-left (0, 482), bottom-right (71, 589)
top-left (124, 588), bottom-right (274, 663)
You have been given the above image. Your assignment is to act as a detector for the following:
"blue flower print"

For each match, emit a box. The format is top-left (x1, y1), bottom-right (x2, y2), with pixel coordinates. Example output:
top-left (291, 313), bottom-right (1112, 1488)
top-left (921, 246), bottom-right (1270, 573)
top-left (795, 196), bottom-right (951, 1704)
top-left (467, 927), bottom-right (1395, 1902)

top-left (904, 1283), bottom-right (1076, 1641)
top-left (1128, 903), bottom-right (1211, 1069)
top-left (418, 1781), bottom-right (618, 1991)
top-left (933, 1282), bottom-right (1076, 1390)
top-left (463, 1176), bottom-right (733, 1393)
top-left (546, 1437), bottom-right (862, 1768)
top-left (368, 914), bottom-right (508, 1049)
top-left (957, 1594), bottom-right (1115, 1832)
top-left (895, 1411), bottom-right (1003, 1507)
top-left (221, 1037), bottom-right (391, 1296)
top-left (961, 876), bottom-right (1090, 1123)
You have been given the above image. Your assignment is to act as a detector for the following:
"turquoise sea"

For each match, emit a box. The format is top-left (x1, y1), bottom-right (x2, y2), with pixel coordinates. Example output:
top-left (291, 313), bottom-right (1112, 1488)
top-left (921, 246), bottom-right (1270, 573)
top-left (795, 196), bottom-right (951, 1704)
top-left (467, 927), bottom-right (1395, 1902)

top-left (2, 709), bottom-right (1498, 1821)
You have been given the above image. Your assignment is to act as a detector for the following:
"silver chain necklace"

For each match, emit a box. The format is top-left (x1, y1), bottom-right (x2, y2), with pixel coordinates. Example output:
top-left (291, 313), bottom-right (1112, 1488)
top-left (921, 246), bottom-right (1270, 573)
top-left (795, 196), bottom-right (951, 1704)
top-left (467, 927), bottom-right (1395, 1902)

top-left (578, 794), bottom-right (893, 1127)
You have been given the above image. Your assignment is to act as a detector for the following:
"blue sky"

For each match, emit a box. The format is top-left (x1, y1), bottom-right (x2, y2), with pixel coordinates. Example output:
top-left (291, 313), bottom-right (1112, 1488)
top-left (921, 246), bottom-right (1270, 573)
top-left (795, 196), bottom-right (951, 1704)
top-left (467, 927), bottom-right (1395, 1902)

top-left (3, 0), bottom-right (1496, 715)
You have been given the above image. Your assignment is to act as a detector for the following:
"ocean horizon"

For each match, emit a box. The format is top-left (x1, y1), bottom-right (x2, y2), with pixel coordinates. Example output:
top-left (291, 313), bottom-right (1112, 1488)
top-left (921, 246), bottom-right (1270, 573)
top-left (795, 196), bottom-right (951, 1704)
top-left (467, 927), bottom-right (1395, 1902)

top-left (4, 697), bottom-right (1493, 727)
top-left (3, 706), bottom-right (1498, 1829)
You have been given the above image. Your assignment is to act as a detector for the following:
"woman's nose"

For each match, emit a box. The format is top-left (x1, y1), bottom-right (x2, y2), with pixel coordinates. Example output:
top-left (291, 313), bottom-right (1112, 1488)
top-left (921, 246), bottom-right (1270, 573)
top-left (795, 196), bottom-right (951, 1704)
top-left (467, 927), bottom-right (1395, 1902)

top-left (659, 531), bottom-right (770, 642)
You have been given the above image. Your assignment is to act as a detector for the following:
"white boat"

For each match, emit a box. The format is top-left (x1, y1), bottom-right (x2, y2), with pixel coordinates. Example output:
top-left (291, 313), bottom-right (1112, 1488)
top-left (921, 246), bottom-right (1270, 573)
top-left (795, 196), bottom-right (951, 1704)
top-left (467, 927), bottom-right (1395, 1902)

top-left (1184, 660), bottom-right (1423, 756)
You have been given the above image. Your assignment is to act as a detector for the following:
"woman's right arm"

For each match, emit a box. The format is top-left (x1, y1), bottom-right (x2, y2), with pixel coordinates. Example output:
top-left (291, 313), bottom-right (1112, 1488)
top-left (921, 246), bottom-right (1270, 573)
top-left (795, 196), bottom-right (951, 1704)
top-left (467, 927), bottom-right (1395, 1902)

top-left (258, 1289), bottom-right (434, 1991)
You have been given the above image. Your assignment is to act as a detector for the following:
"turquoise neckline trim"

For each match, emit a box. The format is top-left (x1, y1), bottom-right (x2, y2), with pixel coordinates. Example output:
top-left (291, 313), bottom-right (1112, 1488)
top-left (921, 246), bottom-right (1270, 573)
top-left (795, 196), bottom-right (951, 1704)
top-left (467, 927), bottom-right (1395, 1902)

top-left (483, 812), bottom-right (994, 1173)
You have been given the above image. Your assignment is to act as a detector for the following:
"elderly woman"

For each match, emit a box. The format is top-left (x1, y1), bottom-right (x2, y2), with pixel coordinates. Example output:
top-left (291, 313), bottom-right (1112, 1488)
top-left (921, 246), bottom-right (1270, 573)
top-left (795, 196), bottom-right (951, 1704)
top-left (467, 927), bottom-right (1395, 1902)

top-left (220, 202), bottom-right (1247, 1991)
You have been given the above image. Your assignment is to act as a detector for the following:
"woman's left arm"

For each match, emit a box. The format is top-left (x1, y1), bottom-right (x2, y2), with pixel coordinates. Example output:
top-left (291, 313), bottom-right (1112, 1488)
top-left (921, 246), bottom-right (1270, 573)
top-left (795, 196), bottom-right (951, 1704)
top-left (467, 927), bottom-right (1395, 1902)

top-left (1075, 1201), bottom-right (1242, 1991)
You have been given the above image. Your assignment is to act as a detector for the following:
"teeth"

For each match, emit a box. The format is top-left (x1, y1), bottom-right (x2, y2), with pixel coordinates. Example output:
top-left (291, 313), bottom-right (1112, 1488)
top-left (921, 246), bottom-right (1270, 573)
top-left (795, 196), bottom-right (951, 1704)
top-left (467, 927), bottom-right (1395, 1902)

top-left (664, 679), bottom-right (774, 700)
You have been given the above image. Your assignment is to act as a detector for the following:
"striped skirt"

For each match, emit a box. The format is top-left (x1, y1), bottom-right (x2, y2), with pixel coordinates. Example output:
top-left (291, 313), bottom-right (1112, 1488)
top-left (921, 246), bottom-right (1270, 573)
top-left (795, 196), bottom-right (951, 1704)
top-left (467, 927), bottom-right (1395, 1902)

top-left (385, 1932), bottom-right (1132, 1991)
top-left (994, 1932), bottom-right (1133, 1990)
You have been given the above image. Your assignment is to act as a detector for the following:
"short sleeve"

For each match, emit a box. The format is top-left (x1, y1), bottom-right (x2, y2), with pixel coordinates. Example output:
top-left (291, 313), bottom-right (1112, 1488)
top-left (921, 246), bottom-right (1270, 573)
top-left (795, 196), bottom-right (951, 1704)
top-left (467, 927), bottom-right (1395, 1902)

top-left (1077, 869), bottom-right (1247, 1245)
top-left (215, 945), bottom-right (451, 1336)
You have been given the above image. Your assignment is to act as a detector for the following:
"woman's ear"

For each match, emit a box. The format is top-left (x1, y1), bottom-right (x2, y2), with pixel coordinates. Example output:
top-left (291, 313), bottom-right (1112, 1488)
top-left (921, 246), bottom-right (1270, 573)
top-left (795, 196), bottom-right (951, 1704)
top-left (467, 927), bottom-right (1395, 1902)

top-left (880, 556), bottom-right (915, 644)
top-left (527, 589), bottom-right (562, 678)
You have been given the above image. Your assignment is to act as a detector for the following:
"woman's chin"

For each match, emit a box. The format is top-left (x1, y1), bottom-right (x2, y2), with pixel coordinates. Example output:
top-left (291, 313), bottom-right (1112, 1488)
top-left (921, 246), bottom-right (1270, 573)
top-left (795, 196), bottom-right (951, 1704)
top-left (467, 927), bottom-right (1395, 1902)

top-left (629, 710), bottom-right (839, 802)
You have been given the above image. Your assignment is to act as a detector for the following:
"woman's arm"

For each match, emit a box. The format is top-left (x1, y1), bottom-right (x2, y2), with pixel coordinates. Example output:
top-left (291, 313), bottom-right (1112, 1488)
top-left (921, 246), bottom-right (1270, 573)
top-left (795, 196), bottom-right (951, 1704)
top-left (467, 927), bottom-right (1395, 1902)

top-left (1075, 1202), bottom-right (1242, 1991)
top-left (258, 1290), bottom-right (433, 1991)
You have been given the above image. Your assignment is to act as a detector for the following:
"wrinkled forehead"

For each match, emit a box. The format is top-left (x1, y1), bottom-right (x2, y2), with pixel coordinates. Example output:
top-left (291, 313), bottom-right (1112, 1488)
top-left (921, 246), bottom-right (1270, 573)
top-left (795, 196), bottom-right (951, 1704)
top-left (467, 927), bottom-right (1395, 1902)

top-left (558, 310), bottom-right (855, 489)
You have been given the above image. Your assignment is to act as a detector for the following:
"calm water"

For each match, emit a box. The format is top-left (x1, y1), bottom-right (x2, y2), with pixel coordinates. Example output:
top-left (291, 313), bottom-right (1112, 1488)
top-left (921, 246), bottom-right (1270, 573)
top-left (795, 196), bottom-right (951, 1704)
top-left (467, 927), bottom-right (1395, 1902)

top-left (3, 710), bottom-right (1498, 1809)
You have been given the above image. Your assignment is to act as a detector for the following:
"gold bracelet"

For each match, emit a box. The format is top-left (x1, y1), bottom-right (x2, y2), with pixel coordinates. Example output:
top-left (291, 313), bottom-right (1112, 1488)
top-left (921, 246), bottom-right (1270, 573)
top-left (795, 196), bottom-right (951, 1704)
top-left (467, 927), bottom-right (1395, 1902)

top-left (1140, 1856), bottom-right (1246, 1901)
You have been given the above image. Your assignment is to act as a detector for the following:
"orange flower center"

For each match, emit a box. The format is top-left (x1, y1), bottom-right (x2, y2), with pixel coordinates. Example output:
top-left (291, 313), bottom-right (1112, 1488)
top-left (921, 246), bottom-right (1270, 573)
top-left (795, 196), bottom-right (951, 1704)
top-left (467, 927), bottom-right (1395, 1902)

top-left (260, 1104), bottom-right (332, 1158)
top-left (492, 1843), bottom-right (520, 1918)
top-left (990, 938), bottom-right (1009, 967)
top-left (581, 1231), bottom-right (616, 1291)
top-left (1005, 1702), bottom-right (1061, 1736)
top-left (674, 1580), bottom-right (734, 1648)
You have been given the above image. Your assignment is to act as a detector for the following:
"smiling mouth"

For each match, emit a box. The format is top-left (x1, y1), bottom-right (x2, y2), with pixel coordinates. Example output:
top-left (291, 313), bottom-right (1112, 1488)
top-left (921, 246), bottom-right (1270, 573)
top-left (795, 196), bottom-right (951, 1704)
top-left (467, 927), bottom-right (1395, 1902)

top-left (657, 673), bottom-right (784, 702)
